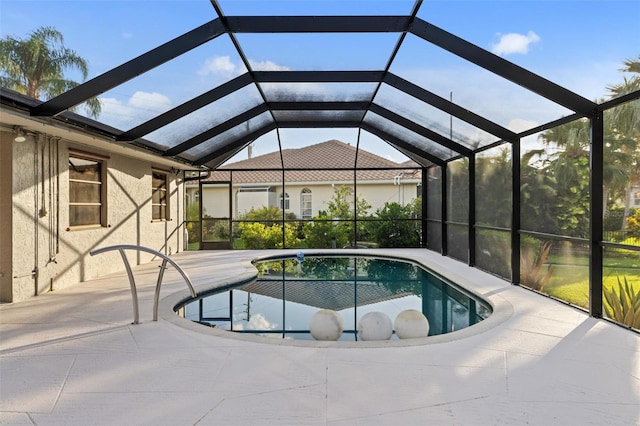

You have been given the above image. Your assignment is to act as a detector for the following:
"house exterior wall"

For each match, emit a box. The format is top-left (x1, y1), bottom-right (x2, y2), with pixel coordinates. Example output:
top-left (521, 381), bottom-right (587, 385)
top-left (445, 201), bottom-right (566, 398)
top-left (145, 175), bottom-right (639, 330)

top-left (0, 130), bottom-right (13, 302)
top-left (6, 129), bottom-right (184, 303)
top-left (280, 183), bottom-right (335, 218)
top-left (200, 185), bottom-right (229, 218)
top-left (193, 185), bottom-right (280, 219)
top-left (235, 188), bottom-right (276, 217)
top-left (258, 182), bottom-right (420, 218)
top-left (193, 180), bottom-right (421, 221)
top-left (355, 182), bottom-right (420, 213)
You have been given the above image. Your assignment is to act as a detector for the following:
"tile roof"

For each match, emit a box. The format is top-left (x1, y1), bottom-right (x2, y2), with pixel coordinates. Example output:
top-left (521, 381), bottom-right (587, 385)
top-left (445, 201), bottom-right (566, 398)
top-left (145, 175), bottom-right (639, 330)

top-left (203, 140), bottom-right (422, 184)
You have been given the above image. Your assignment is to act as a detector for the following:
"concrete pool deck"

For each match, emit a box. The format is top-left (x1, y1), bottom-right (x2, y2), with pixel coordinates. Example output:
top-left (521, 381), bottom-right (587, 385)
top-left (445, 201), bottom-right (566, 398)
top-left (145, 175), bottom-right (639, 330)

top-left (1, 249), bottom-right (639, 425)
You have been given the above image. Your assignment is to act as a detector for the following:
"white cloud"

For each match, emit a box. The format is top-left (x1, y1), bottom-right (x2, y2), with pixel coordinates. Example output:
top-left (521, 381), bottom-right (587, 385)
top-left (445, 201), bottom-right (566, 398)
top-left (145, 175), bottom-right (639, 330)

top-left (197, 56), bottom-right (291, 79)
top-left (98, 91), bottom-right (172, 129)
top-left (248, 59), bottom-right (290, 72)
top-left (128, 91), bottom-right (171, 110)
top-left (197, 56), bottom-right (239, 77)
top-left (491, 31), bottom-right (540, 56)
top-left (232, 313), bottom-right (277, 332)
top-left (121, 31), bottom-right (133, 39)
top-left (248, 313), bottom-right (277, 330)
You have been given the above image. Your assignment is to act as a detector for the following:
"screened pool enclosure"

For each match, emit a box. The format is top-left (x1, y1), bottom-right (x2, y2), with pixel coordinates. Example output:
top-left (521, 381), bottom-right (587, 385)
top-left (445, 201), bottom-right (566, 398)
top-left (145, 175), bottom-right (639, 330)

top-left (2, 0), bottom-right (639, 329)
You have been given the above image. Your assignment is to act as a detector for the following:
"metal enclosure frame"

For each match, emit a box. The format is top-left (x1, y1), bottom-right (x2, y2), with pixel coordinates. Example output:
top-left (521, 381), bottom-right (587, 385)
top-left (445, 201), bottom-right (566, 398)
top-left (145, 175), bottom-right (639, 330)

top-left (1, 0), bottom-right (639, 324)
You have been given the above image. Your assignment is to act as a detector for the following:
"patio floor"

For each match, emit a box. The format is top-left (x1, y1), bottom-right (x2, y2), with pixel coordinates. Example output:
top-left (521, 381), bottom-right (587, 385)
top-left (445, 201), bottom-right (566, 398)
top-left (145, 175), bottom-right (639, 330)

top-left (1, 249), bottom-right (638, 425)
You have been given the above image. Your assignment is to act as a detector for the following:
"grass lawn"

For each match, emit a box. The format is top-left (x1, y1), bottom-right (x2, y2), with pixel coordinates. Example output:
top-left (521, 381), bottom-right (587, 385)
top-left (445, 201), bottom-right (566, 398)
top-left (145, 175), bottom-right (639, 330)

top-left (542, 252), bottom-right (640, 309)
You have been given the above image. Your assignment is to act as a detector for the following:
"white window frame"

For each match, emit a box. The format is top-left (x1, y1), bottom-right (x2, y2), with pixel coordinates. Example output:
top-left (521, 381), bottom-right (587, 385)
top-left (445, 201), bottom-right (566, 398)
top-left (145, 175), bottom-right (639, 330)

top-left (280, 192), bottom-right (290, 210)
top-left (301, 188), bottom-right (312, 219)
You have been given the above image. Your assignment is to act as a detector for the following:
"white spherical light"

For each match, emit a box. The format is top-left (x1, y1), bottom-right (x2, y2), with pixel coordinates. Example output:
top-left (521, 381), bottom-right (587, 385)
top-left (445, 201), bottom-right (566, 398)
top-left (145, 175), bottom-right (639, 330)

top-left (310, 309), bottom-right (344, 341)
top-left (394, 309), bottom-right (429, 339)
top-left (358, 311), bottom-right (393, 341)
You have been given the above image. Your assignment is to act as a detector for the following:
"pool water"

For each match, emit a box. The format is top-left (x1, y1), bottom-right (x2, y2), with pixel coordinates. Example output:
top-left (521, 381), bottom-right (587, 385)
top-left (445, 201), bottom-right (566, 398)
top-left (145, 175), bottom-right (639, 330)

top-left (185, 255), bottom-right (492, 341)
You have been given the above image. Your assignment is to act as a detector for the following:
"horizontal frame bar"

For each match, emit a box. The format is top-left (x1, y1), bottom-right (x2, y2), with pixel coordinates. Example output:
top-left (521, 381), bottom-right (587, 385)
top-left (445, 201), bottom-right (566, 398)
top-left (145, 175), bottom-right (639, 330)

top-left (268, 101), bottom-right (371, 110)
top-left (225, 15), bottom-right (412, 33)
top-left (254, 70), bottom-right (385, 83)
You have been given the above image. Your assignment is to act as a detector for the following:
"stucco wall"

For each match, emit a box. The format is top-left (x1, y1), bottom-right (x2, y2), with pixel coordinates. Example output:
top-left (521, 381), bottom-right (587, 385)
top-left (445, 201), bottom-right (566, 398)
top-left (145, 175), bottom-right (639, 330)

top-left (9, 132), bottom-right (184, 303)
top-left (195, 181), bottom-right (420, 220)
top-left (356, 182), bottom-right (420, 213)
top-left (235, 189), bottom-right (276, 217)
top-left (0, 130), bottom-right (13, 302)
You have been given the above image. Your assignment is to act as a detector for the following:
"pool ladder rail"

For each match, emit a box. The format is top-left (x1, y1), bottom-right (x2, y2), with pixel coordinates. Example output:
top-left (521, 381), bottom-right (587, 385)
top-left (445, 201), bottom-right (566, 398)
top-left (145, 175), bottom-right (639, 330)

top-left (90, 244), bottom-right (196, 324)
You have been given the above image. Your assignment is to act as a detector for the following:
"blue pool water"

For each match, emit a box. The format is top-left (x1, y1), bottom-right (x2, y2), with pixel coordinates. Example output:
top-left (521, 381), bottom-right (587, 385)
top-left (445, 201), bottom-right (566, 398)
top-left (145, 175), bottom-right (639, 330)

top-left (185, 255), bottom-right (492, 341)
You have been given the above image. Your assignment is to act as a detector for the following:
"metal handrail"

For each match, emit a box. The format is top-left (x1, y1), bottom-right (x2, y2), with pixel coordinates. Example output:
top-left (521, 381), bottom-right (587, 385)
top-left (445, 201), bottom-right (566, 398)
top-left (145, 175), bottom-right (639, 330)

top-left (90, 245), bottom-right (196, 324)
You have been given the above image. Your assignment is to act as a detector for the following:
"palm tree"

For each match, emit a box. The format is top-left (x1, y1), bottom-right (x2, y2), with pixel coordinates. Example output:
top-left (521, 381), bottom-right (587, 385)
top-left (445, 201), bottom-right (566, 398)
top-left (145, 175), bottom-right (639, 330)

top-left (606, 55), bottom-right (640, 230)
top-left (538, 119), bottom-right (592, 237)
top-left (520, 148), bottom-right (559, 234)
top-left (0, 26), bottom-right (100, 117)
top-left (540, 106), bottom-right (637, 232)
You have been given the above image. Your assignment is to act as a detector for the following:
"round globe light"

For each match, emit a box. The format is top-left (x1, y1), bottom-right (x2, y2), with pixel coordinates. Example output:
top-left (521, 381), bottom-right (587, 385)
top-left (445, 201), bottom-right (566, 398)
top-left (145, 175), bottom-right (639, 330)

top-left (309, 309), bottom-right (344, 341)
top-left (358, 311), bottom-right (393, 341)
top-left (394, 309), bottom-right (429, 339)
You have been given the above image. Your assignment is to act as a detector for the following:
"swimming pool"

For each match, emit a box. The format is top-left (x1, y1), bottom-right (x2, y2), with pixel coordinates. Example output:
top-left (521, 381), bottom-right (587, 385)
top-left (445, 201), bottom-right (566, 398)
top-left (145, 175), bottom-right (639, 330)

top-left (183, 254), bottom-right (492, 341)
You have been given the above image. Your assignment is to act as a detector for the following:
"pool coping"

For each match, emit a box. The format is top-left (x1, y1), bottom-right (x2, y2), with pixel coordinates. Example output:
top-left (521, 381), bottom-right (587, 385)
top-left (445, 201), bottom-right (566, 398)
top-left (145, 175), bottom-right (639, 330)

top-left (158, 249), bottom-right (514, 348)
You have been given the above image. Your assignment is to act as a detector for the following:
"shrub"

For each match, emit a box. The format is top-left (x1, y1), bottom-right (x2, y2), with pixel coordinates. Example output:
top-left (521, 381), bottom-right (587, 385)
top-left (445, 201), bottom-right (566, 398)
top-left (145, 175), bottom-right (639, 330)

top-left (237, 222), bottom-right (300, 249)
top-left (520, 240), bottom-right (554, 292)
top-left (626, 210), bottom-right (640, 236)
top-left (603, 276), bottom-right (640, 329)
top-left (603, 207), bottom-right (626, 232)
top-left (301, 186), bottom-right (371, 248)
top-left (242, 205), bottom-right (296, 223)
top-left (301, 210), bottom-right (349, 248)
top-left (203, 220), bottom-right (229, 241)
top-left (236, 206), bottom-right (299, 249)
top-left (368, 202), bottom-right (420, 248)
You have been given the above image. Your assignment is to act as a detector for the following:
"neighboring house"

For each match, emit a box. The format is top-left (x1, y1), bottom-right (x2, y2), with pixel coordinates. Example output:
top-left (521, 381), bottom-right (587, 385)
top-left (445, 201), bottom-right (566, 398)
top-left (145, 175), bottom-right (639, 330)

top-left (610, 177), bottom-right (640, 209)
top-left (632, 179), bottom-right (640, 208)
top-left (186, 140), bottom-right (423, 220)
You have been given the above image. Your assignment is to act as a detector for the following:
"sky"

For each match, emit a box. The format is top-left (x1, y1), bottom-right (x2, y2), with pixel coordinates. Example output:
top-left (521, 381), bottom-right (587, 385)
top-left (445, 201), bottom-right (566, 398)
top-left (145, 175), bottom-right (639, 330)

top-left (1, 0), bottom-right (639, 163)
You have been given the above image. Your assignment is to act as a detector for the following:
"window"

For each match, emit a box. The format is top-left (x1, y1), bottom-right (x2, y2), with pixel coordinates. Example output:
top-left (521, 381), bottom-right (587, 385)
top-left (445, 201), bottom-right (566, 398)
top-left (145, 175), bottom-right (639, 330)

top-left (280, 192), bottom-right (290, 210)
top-left (152, 171), bottom-right (169, 221)
top-left (69, 153), bottom-right (105, 227)
top-left (301, 188), bottom-right (312, 219)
